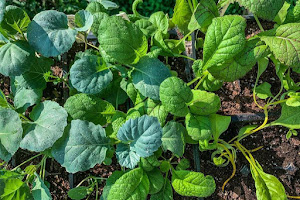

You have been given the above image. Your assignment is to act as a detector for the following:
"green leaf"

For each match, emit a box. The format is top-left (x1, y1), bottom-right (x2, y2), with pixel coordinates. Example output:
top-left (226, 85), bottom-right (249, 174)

top-left (188, 0), bottom-right (219, 33)
top-left (68, 186), bottom-right (88, 200)
top-left (162, 121), bottom-right (185, 157)
top-left (20, 101), bottom-right (68, 152)
top-left (117, 116), bottom-right (162, 168)
top-left (27, 10), bottom-right (77, 57)
top-left (146, 168), bottom-right (164, 194)
top-left (101, 171), bottom-right (125, 200)
top-left (189, 90), bottom-right (220, 115)
top-left (75, 10), bottom-right (94, 32)
top-left (0, 0), bottom-right (5, 23)
top-left (260, 23), bottom-right (300, 68)
top-left (286, 93), bottom-right (300, 107)
top-left (149, 11), bottom-right (168, 35)
top-left (0, 109), bottom-right (22, 161)
top-left (239, 0), bottom-right (285, 21)
top-left (97, 0), bottom-right (119, 10)
top-left (52, 120), bottom-right (110, 173)
top-left (171, 170), bottom-right (216, 197)
top-left (140, 155), bottom-right (160, 172)
top-left (98, 16), bottom-right (148, 64)
top-left (250, 161), bottom-right (287, 200)
top-left (86, 2), bottom-right (106, 14)
top-left (172, 0), bottom-right (192, 34)
top-left (207, 38), bottom-right (269, 81)
top-left (0, 41), bottom-right (35, 76)
top-left (150, 179), bottom-right (173, 200)
top-left (145, 99), bottom-right (168, 126)
top-left (255, 82), bottom-right (274, 99)
top-left (238, 125), bottom-right (258, 137)
top-left (132, 57), bottom-right (171, 100)
top-left (271, 104), bottom-right (300, 129)
top-left (199, 73), bottom-right (223, 92)
top-left (209, 114), bottom-right (231, 140)
top-left (1, 6), bottom-right (30, 35)
top-left (176, 159), bottom-right (190, 170)
top-left (32, 174), bottom-right (52, 200)
top-left (160, 77), bottom-right (193, 117)
top-left (64, 93), bottom-right (115, 126)
top-left (203, 15), bottom-right (246, 71)
top-left (70, 55), bottom-right (113, 94)
top-left (0, 89), bottom-right (9, 109)
top-left (107, 168), bottom-right (150, 200)
top-left (116, 143), bottom-right (141, 169)
top-left (185, 113), bottom-right (212, 141)
top-left (13, 88), bottom-right (43, 113)
top-left (285, 1), bottom-right (300, 23)
top-left (134, 19), bottom-right (156, 38)
top-left (90, 12), bottom-right (108, 37)
top-left (0, 178), bottom-right (33, 200)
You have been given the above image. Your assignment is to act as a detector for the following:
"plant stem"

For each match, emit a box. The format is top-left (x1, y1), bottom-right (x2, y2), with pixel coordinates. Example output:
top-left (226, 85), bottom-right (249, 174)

top-left (174, 54), bottom-right (196, 61)
top-left (192, 0), bottom-right (198, 10)
top-left (175, 30), bottom-right (194, 48)
top-left (187, 77), bottom-right (200, 86)
top-left (254, 14), bottom-right (264, 32)
top-left (187, 0), bottom-right (194, 12)
top-left (95, 180), bottom-right (99, 200)
top-left (194, 71), bottom-right (209, 90)
top-left (76, 37), bottom-right (99, 50)
top-left (12, 153), bottom-right (42, 171)
top-left (287, 196), bottom-right (300, 199)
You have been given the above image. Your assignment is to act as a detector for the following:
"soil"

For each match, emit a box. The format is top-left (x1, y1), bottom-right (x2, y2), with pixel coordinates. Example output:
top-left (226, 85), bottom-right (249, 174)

top-left (1, 18), bottom-right (300, 200)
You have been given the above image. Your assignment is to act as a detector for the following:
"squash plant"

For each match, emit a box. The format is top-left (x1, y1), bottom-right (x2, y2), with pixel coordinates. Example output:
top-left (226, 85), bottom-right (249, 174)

top-left (0, 0), bottom-right (299, 199)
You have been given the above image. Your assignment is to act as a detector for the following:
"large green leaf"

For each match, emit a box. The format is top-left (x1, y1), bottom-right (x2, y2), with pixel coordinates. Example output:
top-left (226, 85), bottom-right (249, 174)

top-left (171, 170), bottom-right (216, 197)
top-left (75, 10), bottom-right (94, 32)
top-left (189, 90), bottom-right (220, 115)
top-left (27, 10), bottom-right (77, 57)
top-left (185, 113), bottom-right (212, 141)
top-left (270, 104), bottom-right (300, 129)
top-left (0, 178), bottom-right (33, 200)
top-left (20, 101), bottom-right (68, 152)
top-left (86, 1), bottom-right (106, 14)
top-left (101, 171), bottom-right (125, 200)
top-left (0, 109), bottom-right (22, 161)
top-left (146, 168), bottom-right (164, 194)
top-left (238, 0), bottom-right (285, 21)
top-left (208, 38), bottom-right (269, 81)
top-left (64, 93), bottom-right (115, 126)
top-left (107, 168), bottom-right (149, 200)
top-left (150, 179), bottom-right (173, 200)
top-left (260, 23), bottom-right (300, 68)
top-left (160, 77), bottom-right (193, 117)
top-left (145, 99), bottom-right (168, 126)
top-left (13, 88), bottom-right (43, 113)
top-left (134, 19), bottom-right (156, 38)
top-left (0, 0), bottom-right (4, 23)
top-left (132, 57), bottom-right (171, 100)
top-left (172, 0), bottom-right (192, 34)
top-left (117, 116), bottom-right (162, 168)
top-left (162, 121), bottom-right (185, 157)
top-left (32, 174), bottom-right (52, 200)
top-left (70, 55), bottom-right (113, 94)
top-left (188, 0), bottom-right (219, 33)
top-left (1, 6), bottom-right (30, 35)
top-left (91, 12), bottom-right (108, 37)
top-left (203, 15), bottom-right (246, 71)
top-left (149, 11), bottom-right (168, 35)
top-left (0, 41), bottom-right (34, 76)
top-left (52, 120), bottom-right (110, 173)
top-left (98, 16), bottom-right (148, 64)
top-left (250, 161), bottom-right (287, 200)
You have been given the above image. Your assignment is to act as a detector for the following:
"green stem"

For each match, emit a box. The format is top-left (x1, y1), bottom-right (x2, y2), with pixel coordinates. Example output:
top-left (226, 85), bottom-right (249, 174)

top-left (76, 37), bottom-right (99, 50)
top-left (175, 30), bottom-right (194, 48)
top-left (254, 14), bottom-right (264, 32)
top-left (174, 54), bottom-right (196, 61)
top-left (192, 0), bottom-right (198, 10)
top-left (95, 180), bottom-right (99, 200)
top-left (187, 0), bottom-right (194, 12)
top-left (12, 153), bottom-right (42, 171)
top-left (187, 77), bottom-right (201, 86)
top-left (194, 71), bottom-right (209, 90)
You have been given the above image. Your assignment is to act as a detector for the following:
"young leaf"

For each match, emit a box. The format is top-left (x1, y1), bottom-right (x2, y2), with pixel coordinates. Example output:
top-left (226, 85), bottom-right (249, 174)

top-left (68, 186), bottom-right (88, 200)
top-left (20, 101), bottom-right (68, 152)
top-left (117, 115), bottom-right (162, 158)
top-left (199, 73), bottom-right (223, 92)
top-left (270, 104), bottom-right (300, 129)
top-left (90, 12), bottom-right (108, 37)
top-left (140, 155), bottom-right (160, 172)
top-left (116, 143), bottom-right (141, 169)
top-left (284, 1), bottom-right (300, 23)
top-left (250, 161), bottom-right (287, 200)
top-left (203, 15), bottom-right (246, 71)
top-left (70, 55), bottom-right (113, 94)
top-left (27, 10), bottom-right (77, 57)
top-left (146, 168), bottom-right (164, 194)
top-left (1, 6), bottom-right (31, 35)
top-left (260, 23), bottom-right (300, 68)
top-left (0, 41), bottom-right (35, 76)
top-left (150, 179), bottom-right (173, 200)
top-left (0, 0), bottom-right (5, 23)
top-left (0, 109), bottom-right (22, 161)
top-left (160, 77), bottom-right (193, 117)
top-left (176, 159), bottom-right (190, 170)
top-left (149, 11), bottom-right (169, 35)
top-left (171, 170), bottom-right (216, 197)
top-left (75, 10), bottom-right (94, 32)
top-left (145, 99), bottom-right (168, 126)
top-left (172, 0), bottom-right (192, 34)
top-left (162, 121), bottom-right (185, 157)
top-left (238, 0), bottom-right (285, 21)
top-left (107, 168), bottom-right (150, 200)
top-left (185, 113), bottom-right (212, 141)
top-left (134, 19), bottom-right (157, 38)
top-left (0, 178), bottom-right (32, 200)
top-left (209, 114), bottom-right (231, 141)
top-left (255, 82), bottom-right (274, 99)
top-left (132, 57), bottom-right (171, 100)
top-left (96, 0), bottom-right (119, 10)
top-left (188, 0), bottom-right (219, 33)
top-left (189, 90), bottom-right (221, 116)
top-left (64, 93), bottom-right (115, 126)
top-left (32, 174), bottom-right (52, 200)
top-left (52, 120), bottom-right (110, 173)
top-left (98, 16), bottom-right (148, 64)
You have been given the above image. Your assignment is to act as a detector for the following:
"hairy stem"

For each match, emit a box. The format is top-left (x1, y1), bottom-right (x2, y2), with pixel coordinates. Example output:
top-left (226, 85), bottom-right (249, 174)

top-left (254, 15), bottom-right (264, 32)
